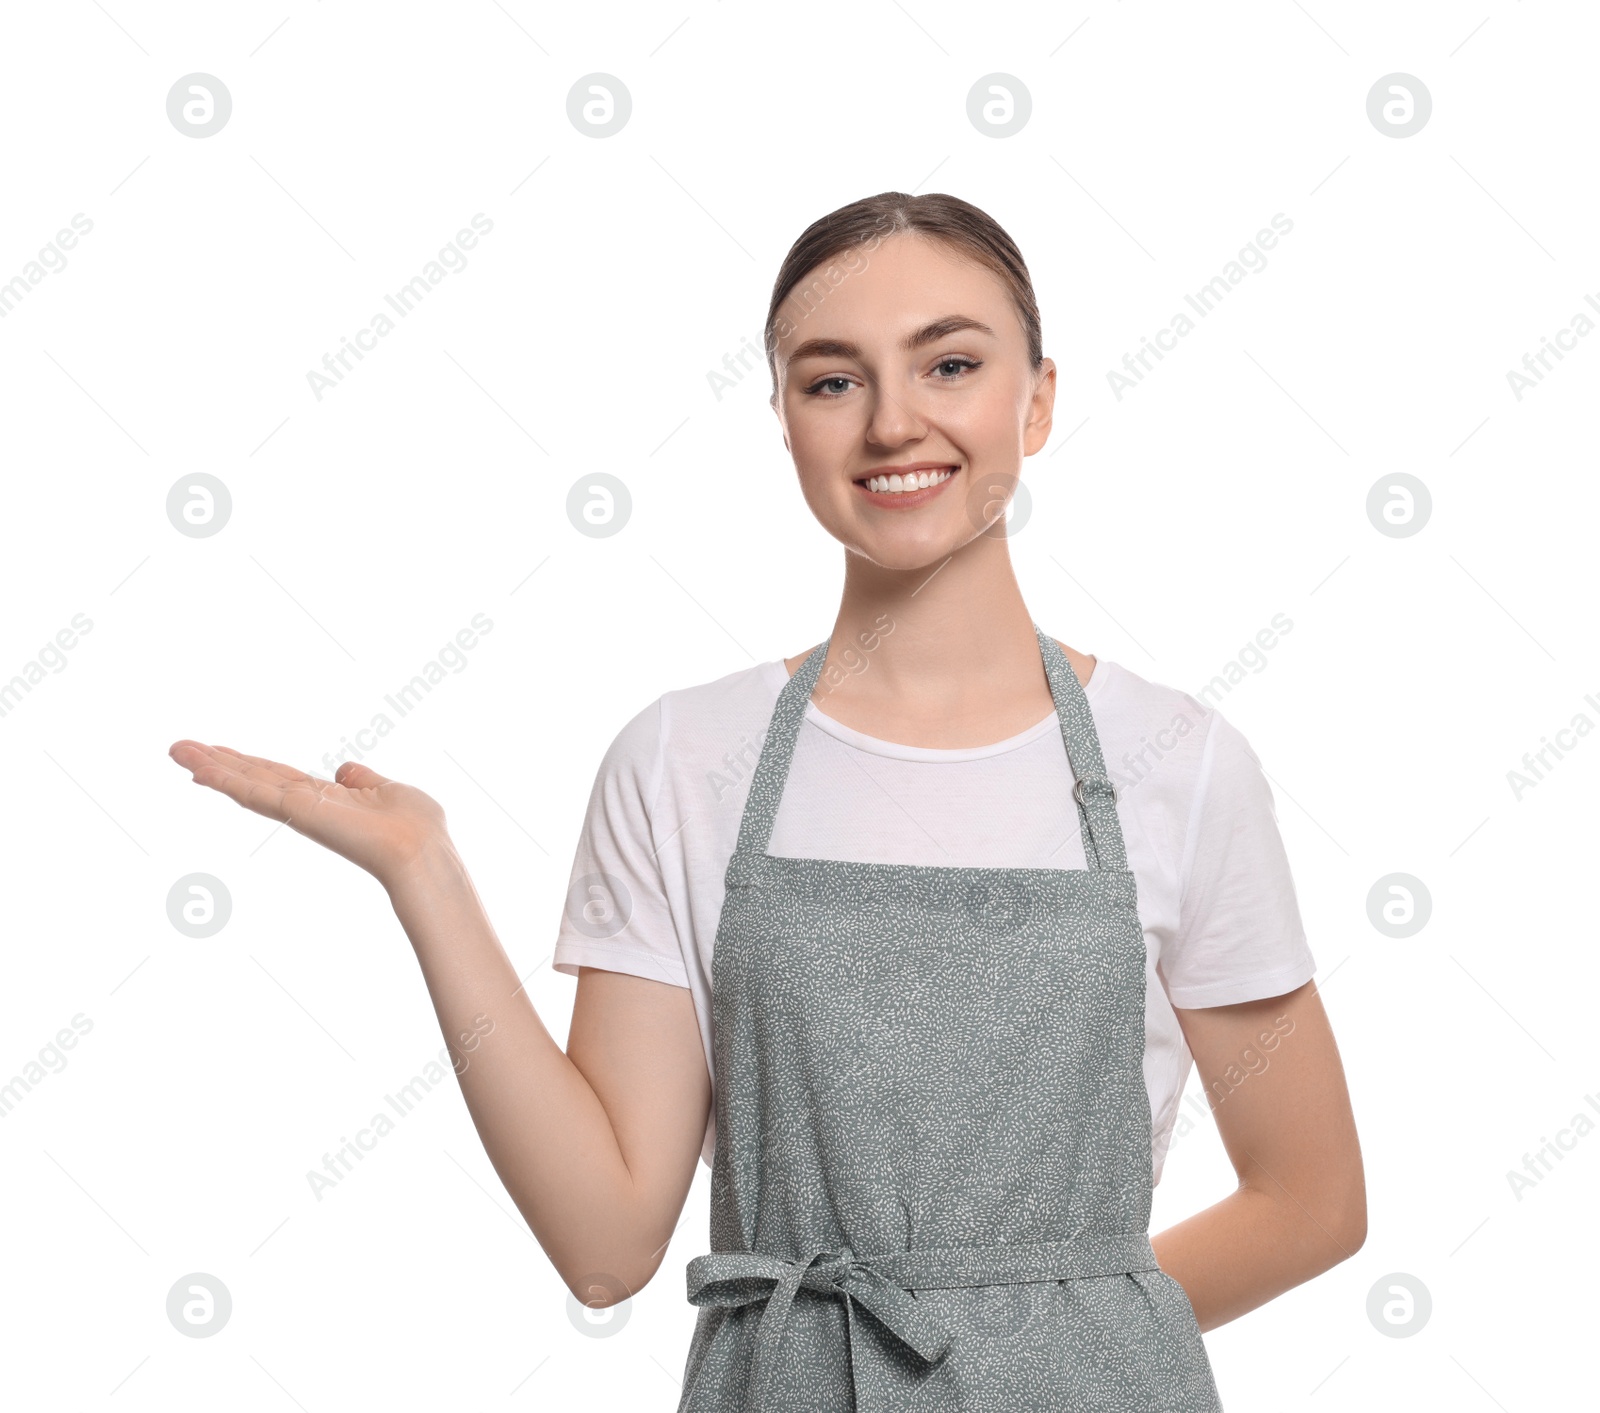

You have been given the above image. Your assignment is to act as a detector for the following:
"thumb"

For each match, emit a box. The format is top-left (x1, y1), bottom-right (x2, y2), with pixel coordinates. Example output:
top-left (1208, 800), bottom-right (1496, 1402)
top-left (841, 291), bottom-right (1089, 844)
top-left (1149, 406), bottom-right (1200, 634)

top-left (333, 760), bottom-right (392, 789)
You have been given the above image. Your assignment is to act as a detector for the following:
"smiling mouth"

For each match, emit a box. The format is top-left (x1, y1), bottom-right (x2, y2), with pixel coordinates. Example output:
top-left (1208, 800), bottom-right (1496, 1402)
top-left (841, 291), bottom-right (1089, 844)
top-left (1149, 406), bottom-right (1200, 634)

top-left (853, 466), bottom-right (959, 496)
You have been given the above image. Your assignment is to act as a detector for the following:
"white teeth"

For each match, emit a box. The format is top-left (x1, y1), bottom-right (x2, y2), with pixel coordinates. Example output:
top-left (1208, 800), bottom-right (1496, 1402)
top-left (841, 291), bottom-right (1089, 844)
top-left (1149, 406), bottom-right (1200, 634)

top-left (864, 468), bottom-right (954, 494)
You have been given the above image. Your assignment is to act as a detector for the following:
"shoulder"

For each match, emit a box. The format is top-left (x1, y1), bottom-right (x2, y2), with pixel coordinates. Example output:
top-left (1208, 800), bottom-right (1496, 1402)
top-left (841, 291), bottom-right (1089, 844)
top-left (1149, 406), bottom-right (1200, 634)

top-left (657, 658), bottom-right (782, 736)
top-left (597, 658), bottom-right (780, 780)
top-left (1075, 659), bottom-right (1247, 855)
top-left (1092, 662), bottom-right (1286, 846)
top-left (1047, 637), bottom-right (1099, 691)
top-left (1080, 656), bottom-right (1220, 753)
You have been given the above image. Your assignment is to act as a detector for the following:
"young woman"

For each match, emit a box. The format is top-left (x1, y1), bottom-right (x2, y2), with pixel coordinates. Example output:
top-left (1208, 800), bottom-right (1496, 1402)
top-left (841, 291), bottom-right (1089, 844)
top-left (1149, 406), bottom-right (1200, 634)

top-left (170, 192), bottom-right (1365, 1411)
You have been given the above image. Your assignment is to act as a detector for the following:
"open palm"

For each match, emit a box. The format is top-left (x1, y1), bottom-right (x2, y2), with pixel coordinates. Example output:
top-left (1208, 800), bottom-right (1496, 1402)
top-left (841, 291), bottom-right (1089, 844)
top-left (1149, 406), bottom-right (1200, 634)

top-left (168, 741), bottom-right (447, 888)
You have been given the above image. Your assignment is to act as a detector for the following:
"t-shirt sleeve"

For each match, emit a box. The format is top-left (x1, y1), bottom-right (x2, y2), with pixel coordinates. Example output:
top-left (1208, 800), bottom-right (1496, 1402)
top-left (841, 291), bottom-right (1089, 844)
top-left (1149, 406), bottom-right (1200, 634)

top-left (1159, 708), bottom-right (1316, 1008)
top-left (551, 696), bottom-right (691, 989)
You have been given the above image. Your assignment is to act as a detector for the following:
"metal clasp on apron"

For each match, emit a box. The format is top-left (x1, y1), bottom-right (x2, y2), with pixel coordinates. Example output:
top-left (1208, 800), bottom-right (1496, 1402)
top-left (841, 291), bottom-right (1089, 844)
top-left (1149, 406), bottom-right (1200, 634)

top-left (1073, 775), bottom-right (1120, 805)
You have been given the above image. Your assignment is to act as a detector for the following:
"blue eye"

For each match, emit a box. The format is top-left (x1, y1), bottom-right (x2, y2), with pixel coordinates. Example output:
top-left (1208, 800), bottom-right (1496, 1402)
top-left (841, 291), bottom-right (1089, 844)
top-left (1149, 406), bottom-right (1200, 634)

top-left (804, 376), bottom-right (854, 398)
top-left (802, 357), bottom-right (983, 398)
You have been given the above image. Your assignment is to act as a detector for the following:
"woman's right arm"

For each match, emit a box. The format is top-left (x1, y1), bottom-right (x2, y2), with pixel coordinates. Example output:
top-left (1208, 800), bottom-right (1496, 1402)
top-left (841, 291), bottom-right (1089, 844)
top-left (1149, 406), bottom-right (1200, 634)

top-left (386, 839), bottom-right (711, 1305)
top-left (168, 741), bottom-right (710, 1306)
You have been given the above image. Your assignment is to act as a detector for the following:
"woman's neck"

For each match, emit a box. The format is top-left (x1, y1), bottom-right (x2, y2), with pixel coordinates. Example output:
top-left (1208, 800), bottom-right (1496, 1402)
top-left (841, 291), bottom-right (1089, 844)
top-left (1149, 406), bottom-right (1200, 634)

top-left (783, 583), bottom-right (1095, 751)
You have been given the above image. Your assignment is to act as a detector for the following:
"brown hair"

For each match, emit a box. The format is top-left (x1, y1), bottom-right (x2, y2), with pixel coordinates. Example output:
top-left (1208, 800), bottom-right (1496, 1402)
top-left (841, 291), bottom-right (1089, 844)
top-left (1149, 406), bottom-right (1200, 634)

top-left (762, 191), bottom-right (1043, 405)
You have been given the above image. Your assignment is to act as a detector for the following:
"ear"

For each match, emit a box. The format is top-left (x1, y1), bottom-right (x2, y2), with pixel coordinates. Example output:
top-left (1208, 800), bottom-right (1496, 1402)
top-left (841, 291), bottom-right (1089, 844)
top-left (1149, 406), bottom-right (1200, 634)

top-left (1023, 358), bottom-right (1056, 456)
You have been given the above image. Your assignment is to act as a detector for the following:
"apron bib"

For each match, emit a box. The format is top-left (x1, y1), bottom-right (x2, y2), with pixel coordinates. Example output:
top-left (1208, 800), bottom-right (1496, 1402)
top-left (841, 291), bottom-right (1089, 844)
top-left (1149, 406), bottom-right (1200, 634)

top-left (678, 624), bottom-right (1224, 1411)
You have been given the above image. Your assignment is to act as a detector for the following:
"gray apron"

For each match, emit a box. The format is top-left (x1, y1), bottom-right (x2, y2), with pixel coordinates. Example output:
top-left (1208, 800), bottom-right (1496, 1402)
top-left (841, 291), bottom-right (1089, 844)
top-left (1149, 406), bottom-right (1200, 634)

top-left (678, 624), bottom-right (1224, 1411)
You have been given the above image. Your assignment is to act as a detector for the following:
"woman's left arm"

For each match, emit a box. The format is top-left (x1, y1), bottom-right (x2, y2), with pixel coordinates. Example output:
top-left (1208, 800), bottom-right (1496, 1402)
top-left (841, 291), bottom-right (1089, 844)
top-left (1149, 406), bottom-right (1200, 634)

top-left (1150, 979), bottom-right (1366, 1331)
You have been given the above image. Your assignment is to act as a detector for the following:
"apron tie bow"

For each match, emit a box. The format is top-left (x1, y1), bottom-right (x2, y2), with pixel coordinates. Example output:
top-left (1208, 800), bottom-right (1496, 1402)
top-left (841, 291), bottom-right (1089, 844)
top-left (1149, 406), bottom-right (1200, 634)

top-left (686, 1244), bottom-right (955, 1408)
top-left (686, 1232), bottom-right (1163, 1409)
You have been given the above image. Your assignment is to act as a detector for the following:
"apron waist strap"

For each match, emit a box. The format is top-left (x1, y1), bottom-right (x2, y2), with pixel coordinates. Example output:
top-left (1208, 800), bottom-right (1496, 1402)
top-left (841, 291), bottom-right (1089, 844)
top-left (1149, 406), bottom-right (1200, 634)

top-left (858, 1230), bottom-right (1160, 1289)
top-left (686, 1232), bottom-right (1160, 1408)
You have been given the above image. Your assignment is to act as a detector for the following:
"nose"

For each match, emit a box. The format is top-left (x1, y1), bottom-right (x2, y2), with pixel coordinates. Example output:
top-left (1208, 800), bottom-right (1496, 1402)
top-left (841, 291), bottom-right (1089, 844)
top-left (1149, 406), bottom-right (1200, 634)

top-left (863, 380), bottom-right (928, 448)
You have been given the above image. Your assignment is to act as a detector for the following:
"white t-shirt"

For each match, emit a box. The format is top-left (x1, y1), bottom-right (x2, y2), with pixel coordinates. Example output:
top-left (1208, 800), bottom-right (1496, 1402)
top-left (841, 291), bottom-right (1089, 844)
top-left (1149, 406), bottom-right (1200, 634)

top-left (552, 651), bottom-right (1316, 1185)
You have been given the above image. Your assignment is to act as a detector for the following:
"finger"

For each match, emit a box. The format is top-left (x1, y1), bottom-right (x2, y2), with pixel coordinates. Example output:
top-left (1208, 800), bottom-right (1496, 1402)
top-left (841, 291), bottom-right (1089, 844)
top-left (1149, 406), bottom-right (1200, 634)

top-left (331, 761), bottom-right (393, 789)
top-left (211, 745), bottom-right (320, 784)
top-left (205, 761), bottom-right (337, 836)
top-left (170, 739), bottom-right (224, 767)
top-left (181, 751), bottom-right (296, 821)
top-left (171, 743), bottom-right (325, 821)
top-left (171, 741), bottom-right (266, 781)
top-left (171, 741), bottom-right (283, 775)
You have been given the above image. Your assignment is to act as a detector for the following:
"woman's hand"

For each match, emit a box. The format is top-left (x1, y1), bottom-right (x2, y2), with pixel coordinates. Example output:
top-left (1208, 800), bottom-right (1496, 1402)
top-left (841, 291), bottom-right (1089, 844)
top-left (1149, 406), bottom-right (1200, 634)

top-left (168, 742), bottom-right (448, 891)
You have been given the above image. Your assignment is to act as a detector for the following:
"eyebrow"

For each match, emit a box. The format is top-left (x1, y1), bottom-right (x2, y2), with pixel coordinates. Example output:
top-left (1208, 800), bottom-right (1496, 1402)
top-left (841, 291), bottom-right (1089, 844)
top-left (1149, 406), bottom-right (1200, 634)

top-left (784, 315), bottom-right (997, 367)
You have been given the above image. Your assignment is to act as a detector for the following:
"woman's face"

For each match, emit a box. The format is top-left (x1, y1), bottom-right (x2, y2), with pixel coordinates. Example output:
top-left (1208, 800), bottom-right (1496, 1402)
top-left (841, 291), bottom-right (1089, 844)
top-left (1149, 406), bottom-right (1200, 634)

top-left (770, 232), bottom-right (1055, 572)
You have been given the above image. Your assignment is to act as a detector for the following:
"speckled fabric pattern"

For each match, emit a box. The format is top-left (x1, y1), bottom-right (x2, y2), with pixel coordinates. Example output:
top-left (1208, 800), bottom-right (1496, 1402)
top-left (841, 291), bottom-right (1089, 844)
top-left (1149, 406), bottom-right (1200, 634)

top-left (679, 623), bottom-right (1224, 1412)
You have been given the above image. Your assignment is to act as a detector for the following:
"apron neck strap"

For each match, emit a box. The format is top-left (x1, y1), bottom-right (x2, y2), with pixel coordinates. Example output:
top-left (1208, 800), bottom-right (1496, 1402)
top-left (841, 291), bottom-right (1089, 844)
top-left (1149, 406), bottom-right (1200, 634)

top-left (731, 621), bottom-right (1127, 871)
top-left (1035, 624), bottom-right (1127, 871)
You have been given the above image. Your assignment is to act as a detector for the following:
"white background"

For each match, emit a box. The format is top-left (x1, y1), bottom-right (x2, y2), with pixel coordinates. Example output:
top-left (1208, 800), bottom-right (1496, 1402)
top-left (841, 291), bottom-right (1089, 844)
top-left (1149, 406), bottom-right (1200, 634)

top-left (1, 1), bottom-right (1594, 1407)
